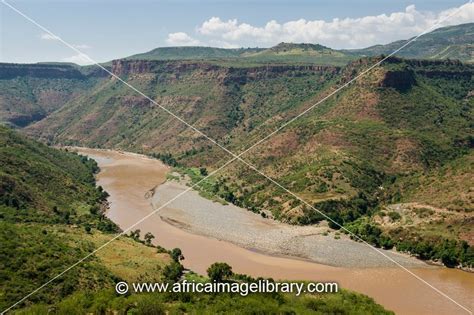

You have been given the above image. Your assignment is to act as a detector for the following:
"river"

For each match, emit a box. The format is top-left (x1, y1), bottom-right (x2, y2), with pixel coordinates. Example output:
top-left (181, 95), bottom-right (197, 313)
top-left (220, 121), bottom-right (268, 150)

top-left (76, 148), bottom-right (474, 315)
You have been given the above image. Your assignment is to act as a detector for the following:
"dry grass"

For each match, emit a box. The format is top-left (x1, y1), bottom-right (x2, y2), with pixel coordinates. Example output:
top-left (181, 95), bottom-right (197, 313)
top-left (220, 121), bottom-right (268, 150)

top-left (73, 231), bottom-right (171, 282)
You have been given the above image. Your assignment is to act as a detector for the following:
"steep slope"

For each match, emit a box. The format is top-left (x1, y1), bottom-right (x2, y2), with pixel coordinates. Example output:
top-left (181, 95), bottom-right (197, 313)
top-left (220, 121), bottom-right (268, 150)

top-left (0, 63), bottom-right (107, 127)
top-left (27, 59), bottom-right (339, 155)
top-left (350, 23), bottom-right (474, 63)
top-left (0, 126), bottom-right (171, 310)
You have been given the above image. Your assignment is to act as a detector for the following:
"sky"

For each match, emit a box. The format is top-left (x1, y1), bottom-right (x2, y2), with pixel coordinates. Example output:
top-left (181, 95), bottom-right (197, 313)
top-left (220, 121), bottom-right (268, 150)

top-left (1, 0), bottom-right (473, 65)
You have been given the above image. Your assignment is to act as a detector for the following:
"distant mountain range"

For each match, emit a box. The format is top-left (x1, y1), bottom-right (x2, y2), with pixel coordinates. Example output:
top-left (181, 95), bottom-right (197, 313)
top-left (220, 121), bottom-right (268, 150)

top-left (349, 22), bottom-right (474, 62)
top-left (127, 42), bottom-right (354, 66)
top-left (127, 23), bottom-right (473, 64)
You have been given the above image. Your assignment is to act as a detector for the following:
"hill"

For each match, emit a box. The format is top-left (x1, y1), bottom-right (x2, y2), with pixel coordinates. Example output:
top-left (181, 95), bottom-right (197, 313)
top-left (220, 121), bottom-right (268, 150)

top-left (0, 126), bottom-right (173, 310)
top-left (128, 46), bottom-right (262, 60)
top-left (127, 42), bottom-right (356, 66)
top-left (1, 23), bottom-right (471, 130)
top-left (349, 23), bottom-right (474, 63)
top-left (126, 24), bottom-right (474, 65)
top-left (0, 63), bottom-right (107, 127)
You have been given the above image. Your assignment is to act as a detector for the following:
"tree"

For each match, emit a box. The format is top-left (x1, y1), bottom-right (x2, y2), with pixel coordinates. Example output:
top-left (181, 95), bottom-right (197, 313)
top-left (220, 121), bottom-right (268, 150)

top-left (144, 232), bottom-right (155, 245)
top-left (84, 223), bottom-right (92, 234)
top-left (130, 229), bottom-right (141, 241)
top-left (207, 262), bottom-right (233, 282)
top-left (163, 261), bottom-right (183, 282)
top-left (170, 248), bottom-right (184, 262)
top-left (199, 167), bottom-right (208, 176)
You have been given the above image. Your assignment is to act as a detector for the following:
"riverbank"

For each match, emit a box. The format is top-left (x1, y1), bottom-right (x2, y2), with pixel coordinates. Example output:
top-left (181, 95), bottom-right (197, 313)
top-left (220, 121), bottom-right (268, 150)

top-left (75, 148), bottom-right (474, 315)
top-left (154, 180), bottom-right (427, 268)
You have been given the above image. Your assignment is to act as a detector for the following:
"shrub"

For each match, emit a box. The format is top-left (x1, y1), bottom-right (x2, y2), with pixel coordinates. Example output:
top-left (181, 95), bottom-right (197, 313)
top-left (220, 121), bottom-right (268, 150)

top-left (207, 262), bottom-right (233, 282)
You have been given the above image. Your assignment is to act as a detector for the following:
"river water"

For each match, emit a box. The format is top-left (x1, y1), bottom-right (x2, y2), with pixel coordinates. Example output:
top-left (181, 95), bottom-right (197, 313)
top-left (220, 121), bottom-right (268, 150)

top-left (77, 148), bottom-right (474, 315)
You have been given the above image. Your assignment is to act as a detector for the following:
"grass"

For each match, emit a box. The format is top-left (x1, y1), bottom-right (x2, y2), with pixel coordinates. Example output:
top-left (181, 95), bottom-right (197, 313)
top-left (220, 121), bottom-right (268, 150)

top-left (82, 232), bottom-right (171, 282)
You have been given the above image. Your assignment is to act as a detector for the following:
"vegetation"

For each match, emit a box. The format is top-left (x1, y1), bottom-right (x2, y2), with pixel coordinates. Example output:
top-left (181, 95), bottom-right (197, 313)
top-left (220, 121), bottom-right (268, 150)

top-left (127, 42), bottom-right (356, 66)
top-left (16, 286), bottom-right (393, 315)
top-left (155, 57), bottom-right (474, 268)
top-left (207, 262), bottom-right (233, 282)
top-left (349, 22), bottom-right (474, 63)
top-left (0, 63), bottom-right (105, 127)
top-left (345, 217), bottom-right (474, 268)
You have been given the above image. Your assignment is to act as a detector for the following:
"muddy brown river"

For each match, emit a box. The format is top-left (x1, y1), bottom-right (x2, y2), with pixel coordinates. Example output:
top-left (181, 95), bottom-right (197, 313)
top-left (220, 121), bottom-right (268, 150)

top-left (77, 148), bottom-right (474, 315)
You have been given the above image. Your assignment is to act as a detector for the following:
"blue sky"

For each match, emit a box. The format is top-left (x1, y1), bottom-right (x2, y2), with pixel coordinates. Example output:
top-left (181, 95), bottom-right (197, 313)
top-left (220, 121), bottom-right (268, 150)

top-left (1, 0), bottom-right (473, 64)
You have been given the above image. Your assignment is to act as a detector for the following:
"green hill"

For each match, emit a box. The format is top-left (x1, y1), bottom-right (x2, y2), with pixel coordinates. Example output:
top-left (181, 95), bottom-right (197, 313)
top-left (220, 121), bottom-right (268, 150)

top-left (0, 63), bottom-right (107, 127)
top-left (126, 24), bottom-right (474, 65)
top-left (128, 46), bottom-right (262, 60)
top-left (349, 23), bottom-right (474, 63)
top-left (0, 126), bottom-right (172, 311)
top-left (127, 42), bottom-right (356, 66)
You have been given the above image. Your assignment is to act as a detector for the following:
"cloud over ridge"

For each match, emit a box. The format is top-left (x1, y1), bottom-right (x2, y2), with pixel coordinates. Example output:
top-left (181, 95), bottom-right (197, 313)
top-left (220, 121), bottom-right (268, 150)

top-left (168, 3), bottom-right (474, 48)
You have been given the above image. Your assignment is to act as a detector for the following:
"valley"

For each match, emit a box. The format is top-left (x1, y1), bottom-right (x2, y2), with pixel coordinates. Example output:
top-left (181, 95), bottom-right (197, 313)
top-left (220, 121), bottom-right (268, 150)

top-left (76, 147), bottom-right (474, 315)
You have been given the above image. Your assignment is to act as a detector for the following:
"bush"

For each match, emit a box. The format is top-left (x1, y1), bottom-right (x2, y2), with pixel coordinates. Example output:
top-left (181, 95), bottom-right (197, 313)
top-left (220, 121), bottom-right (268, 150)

top-left (170, 248), bottom-right (184, 262)
top-left (163, 262), bottom-right (183, 282)
top-left (207, 262), bottom-right (233, 282)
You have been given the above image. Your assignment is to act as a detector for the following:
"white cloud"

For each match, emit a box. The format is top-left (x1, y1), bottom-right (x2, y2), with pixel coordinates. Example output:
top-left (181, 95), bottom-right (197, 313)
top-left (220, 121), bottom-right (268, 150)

top-left (193, 3), bottom-right (474, 49)
top-left (40, 33), bottom-right (60, 41)
top-left (62, 53), bottom-right (92, 65)
top-left (166, 32), bottom-right (201, 46)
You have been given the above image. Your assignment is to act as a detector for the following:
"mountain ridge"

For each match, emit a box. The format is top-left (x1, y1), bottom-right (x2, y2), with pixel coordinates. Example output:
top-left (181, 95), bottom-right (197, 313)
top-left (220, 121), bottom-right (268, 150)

top-left (126, 23), bottom-right (474, 64)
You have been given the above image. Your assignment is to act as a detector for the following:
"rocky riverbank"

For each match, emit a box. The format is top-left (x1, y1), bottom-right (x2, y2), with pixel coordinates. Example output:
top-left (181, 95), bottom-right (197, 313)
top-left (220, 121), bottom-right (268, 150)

top-left (153, 180), bottom-right (428, 268)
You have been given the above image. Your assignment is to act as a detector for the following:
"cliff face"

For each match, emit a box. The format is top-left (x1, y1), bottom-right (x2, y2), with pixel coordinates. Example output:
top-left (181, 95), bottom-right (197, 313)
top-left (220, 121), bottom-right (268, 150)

top-left (28, 59), bottom-right (340, 152)
top-left (0, 63), bottom-right (84, 80)
top-left (0, 63), bottom-right (108, 79)
top-left (0, 63), bottom-right (107, 127)
top-left (379, 70), bottom-right (416, 92)
top-left (111, 59), bottom-right (339, 77)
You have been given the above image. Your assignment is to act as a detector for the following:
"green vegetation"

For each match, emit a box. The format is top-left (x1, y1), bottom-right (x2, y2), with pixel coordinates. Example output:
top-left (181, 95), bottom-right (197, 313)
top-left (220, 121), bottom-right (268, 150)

top-left (207, 262), bottom-right (233, 282)
top-left (17, 286), bottom-right (393, 315)
top-left (127, 42), bottom-right (356, 66)
top-left (0, 63), bottom-right (105, 127)
top-left (345, 218), bottom-right (474, 268)
top-left (0, 126), bottom-right (117, 310)
top-left (349, 23), bottom-right (474, 63)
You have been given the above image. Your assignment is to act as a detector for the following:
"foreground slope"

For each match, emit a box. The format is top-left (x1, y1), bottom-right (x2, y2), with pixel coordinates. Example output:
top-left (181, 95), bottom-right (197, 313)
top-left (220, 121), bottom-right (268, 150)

top-left (0, 126), bottom-right (171, 310)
